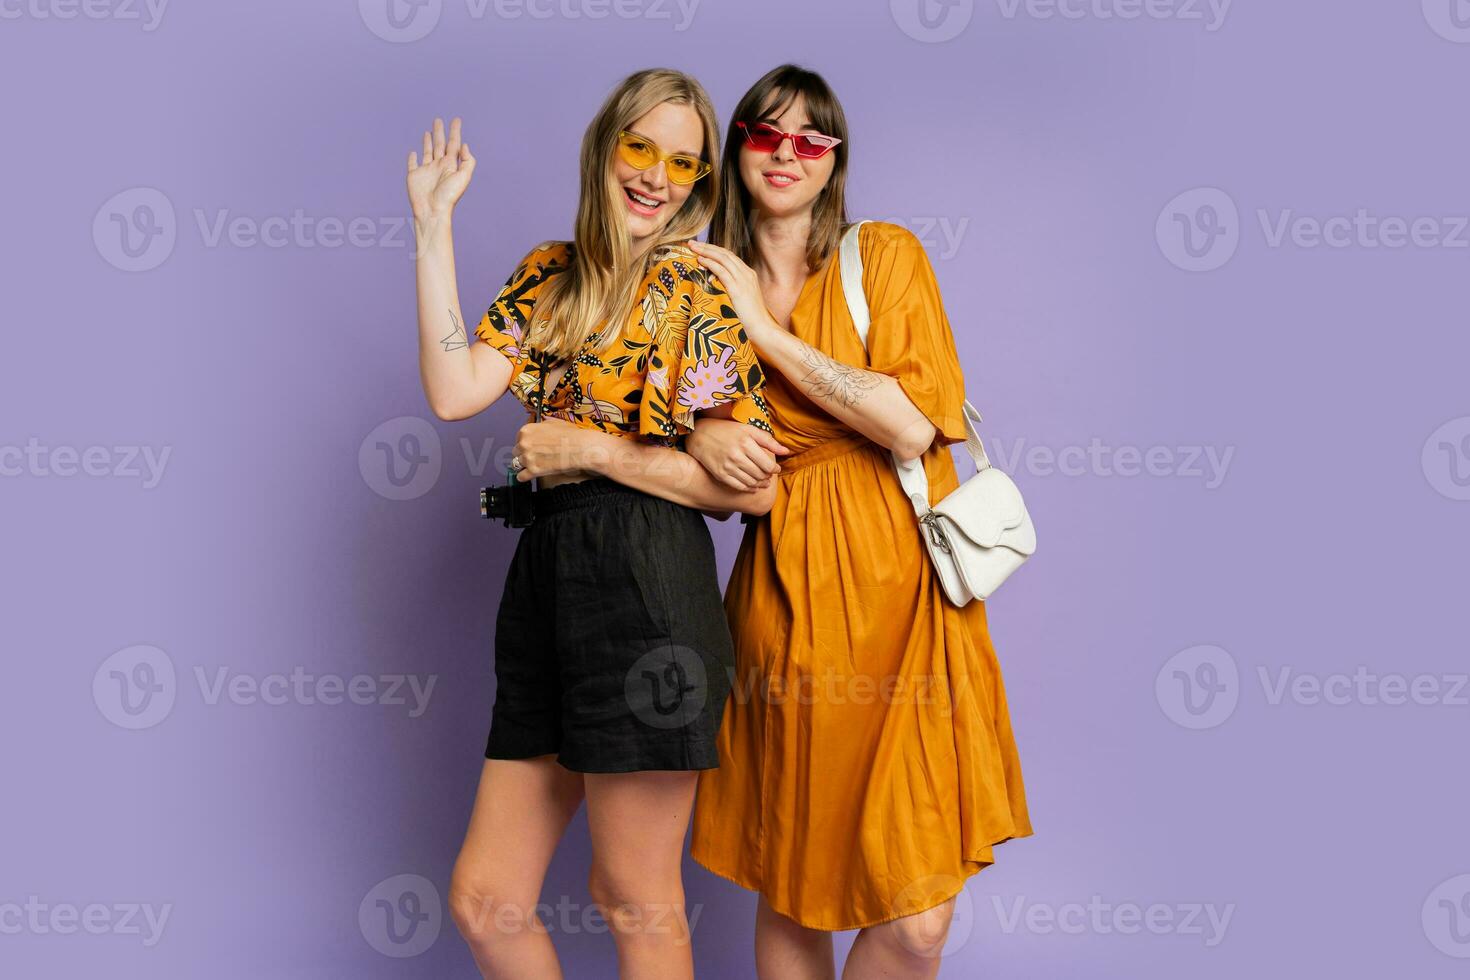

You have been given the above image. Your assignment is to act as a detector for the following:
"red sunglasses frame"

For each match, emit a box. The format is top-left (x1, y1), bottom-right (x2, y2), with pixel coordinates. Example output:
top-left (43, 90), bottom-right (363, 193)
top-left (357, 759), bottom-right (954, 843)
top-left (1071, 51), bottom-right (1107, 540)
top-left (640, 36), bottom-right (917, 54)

top-left (736, 121), bottom-right (843, 159)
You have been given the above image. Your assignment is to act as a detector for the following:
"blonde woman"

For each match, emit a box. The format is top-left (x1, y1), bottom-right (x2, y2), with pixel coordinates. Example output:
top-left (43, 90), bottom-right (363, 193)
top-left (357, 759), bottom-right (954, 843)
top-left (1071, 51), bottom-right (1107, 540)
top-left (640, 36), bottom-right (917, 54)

top-left (686, 65), bottom-right (1033, 979)
top-left (408, 69), bottom-right (775, 979)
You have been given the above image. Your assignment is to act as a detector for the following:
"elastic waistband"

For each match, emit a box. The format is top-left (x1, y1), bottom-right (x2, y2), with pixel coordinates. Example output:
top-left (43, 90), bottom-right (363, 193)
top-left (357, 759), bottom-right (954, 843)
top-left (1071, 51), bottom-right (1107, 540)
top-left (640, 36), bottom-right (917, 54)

top-left (780, 433), bottom-right (877, 473)
top-left (535, 477), bottom-right (644, 514)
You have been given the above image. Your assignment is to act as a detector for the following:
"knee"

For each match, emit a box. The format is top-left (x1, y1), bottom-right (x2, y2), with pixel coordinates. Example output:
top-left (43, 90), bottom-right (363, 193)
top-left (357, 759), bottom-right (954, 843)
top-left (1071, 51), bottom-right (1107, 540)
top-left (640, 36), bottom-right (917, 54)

top-left (884, 899), bottom-right (956, 960)
top-left (587, 862), bottom-right (685, 936)
top-left (448, 864), bottom-right (537, 947)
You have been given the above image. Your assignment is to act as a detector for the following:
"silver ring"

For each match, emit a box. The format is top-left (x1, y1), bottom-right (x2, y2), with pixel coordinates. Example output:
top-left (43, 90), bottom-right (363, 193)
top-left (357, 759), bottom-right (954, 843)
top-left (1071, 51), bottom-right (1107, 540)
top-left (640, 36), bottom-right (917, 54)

top-left (510, 454), bottom-right (523, 472)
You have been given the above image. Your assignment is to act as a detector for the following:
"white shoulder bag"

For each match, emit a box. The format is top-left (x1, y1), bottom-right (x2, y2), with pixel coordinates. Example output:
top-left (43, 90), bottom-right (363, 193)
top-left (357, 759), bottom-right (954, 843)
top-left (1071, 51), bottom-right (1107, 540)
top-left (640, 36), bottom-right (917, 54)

top-left (838, 221), bottom-right (1036, 604)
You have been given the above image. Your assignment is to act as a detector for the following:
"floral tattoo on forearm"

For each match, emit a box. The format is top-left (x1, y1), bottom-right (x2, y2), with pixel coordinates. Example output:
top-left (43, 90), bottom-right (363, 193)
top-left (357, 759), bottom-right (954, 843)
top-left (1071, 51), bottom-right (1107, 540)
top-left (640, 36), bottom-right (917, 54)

top-left (795, 342), bottom-right (882, 408)
top-left (440, 309), bottom-right (468, 351)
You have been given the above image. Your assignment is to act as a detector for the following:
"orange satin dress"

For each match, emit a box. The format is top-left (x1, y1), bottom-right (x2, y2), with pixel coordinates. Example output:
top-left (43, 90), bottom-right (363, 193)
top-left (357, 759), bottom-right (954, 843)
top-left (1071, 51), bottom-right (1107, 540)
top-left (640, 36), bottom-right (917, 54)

top-left (690, 222), bottom-right (1034, 931)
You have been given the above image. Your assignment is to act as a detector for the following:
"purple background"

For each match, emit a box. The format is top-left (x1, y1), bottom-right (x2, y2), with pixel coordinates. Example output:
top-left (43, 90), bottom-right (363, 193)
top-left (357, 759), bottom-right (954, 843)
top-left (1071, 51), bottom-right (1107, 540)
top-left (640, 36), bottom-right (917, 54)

top-left (3, 0), bottom-right (1468, 976)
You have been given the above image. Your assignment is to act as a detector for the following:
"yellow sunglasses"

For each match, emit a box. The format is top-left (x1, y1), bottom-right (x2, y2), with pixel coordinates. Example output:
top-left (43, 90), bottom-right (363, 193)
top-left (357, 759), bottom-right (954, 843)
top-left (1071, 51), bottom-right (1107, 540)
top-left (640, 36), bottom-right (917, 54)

top-left (616, 131), bottom-right (712, 186)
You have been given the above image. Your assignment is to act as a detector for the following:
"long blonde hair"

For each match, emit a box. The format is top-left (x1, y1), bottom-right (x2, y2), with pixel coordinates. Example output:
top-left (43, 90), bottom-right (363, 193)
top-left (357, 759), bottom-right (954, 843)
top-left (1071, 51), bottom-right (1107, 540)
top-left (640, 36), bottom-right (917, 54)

top-left (532, 68), bottom-right (721, 360)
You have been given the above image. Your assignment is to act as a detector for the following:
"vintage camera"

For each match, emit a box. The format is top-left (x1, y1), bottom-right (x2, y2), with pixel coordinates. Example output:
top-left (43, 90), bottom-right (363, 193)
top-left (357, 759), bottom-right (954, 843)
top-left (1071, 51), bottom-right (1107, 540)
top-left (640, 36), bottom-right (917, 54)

top-left (480, 466), bottom-right (535, 527)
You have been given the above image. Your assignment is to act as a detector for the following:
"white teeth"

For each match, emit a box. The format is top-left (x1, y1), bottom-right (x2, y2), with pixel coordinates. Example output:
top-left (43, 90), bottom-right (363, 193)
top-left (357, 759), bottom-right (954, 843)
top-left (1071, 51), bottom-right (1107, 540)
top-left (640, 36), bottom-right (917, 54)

top-left (628, 190), bottom-right (661, 207)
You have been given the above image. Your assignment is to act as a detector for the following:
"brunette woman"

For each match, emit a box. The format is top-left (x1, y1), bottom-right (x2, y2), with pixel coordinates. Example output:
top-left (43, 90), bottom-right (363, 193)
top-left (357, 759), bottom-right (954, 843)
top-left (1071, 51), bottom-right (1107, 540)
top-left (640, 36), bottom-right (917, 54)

top-left (685, 65), bottom-right (1034, 980)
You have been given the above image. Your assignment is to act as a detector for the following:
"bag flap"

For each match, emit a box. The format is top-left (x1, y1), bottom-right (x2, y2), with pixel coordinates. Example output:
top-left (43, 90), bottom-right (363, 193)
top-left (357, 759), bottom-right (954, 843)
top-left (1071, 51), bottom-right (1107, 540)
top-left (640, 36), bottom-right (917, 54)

top-left (931, 468), bottom-right (1036, 555)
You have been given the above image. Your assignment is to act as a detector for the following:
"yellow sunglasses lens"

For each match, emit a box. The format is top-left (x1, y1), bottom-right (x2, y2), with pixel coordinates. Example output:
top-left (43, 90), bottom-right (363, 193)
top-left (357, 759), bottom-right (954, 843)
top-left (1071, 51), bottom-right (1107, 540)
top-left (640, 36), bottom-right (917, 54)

top-left (618, 136), bottom-right (657, 169)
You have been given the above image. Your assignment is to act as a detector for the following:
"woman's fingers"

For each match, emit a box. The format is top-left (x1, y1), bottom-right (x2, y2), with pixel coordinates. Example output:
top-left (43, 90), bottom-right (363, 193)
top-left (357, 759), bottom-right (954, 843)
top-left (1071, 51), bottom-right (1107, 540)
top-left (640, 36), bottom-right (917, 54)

top-left (446, 116), bottom-right (462, 160)
top-left (730, 454), bottom-right (765, 487)
top-left (406, 151), bottom-right (417, 172)
top-left (422, 129), bottom-right (432, 162)
top-left (432, 117), bottom-right (446, 159)
top-left (752, 429), bottom-right (792, 456)
top-left (725, 469), bottom-right (756, 492)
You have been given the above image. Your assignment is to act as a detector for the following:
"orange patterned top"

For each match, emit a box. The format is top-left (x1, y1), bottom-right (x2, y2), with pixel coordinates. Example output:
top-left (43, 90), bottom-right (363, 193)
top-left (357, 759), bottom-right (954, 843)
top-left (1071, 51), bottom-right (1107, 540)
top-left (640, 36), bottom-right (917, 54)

top-left (475, 241), bottom-right (773, 445)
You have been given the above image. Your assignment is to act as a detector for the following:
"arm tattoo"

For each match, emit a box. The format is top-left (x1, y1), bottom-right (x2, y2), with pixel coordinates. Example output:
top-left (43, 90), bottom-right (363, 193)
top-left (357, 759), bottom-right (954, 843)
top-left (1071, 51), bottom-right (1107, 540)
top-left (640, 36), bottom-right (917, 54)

top-left (795, 342), bottom-right (881, 408)
top-left (440, 309), bottom-right (469, 351)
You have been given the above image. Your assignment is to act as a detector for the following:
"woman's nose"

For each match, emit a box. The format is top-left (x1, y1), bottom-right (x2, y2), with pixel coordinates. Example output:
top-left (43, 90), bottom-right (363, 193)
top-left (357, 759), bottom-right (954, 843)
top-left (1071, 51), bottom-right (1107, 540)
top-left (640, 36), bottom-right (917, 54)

top-left (643, 160), bottom-right (669, 188)
top-left (770, 136), bottom-right (797, 163)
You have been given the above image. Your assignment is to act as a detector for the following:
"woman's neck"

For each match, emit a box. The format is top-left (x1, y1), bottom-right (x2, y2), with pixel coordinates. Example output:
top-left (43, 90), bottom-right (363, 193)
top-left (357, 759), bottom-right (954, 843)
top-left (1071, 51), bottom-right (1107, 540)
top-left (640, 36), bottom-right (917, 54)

top-left (751, 210), bottom-right (813, 287)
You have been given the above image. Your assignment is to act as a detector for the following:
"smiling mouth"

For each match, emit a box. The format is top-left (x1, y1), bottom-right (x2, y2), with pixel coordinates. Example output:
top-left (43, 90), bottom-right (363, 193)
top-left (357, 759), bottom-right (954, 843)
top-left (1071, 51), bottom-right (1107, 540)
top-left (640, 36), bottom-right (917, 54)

top-left (763, 172), bottom-right (799, 187)
top-left (624, 188), bottom-right (664, 213)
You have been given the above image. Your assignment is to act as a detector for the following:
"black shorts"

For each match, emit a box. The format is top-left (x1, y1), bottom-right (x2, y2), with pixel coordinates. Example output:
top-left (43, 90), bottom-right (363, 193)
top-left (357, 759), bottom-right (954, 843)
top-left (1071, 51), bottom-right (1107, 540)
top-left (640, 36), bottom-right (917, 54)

top-left (484, 477), bottom-right (736, 773)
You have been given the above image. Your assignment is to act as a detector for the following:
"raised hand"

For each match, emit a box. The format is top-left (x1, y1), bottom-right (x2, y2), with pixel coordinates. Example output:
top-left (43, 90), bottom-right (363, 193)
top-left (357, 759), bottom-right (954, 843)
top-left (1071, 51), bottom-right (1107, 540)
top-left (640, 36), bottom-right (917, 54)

top-left (406, 116), bottom-right (476, 226)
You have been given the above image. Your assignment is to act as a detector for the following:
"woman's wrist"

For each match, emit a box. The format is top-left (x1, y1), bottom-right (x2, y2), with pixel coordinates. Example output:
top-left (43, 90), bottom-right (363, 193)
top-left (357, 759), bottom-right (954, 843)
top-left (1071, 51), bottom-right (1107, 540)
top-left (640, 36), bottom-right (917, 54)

top-left (741, 309), bottom-right (779, 349)
top-left (413, 212), bottom-right (454, 250)
top-left (577, 428), bottom-right (616, 476)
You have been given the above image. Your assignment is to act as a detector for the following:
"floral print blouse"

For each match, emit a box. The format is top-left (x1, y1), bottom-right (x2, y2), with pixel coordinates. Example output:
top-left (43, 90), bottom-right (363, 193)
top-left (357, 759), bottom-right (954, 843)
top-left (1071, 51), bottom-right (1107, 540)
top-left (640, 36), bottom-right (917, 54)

top-left (474, 241), bottom-right (773, 446)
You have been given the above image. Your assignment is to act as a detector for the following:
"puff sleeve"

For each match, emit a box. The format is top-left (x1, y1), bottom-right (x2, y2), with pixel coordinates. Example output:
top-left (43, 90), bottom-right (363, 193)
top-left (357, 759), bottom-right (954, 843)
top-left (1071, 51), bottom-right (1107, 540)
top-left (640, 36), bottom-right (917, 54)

top-left (636, 252), bottom-right (774, 443)
top-left (860, 222), bottom-right (969, 447)
top-left (472, 242), bottom-right (571, 370)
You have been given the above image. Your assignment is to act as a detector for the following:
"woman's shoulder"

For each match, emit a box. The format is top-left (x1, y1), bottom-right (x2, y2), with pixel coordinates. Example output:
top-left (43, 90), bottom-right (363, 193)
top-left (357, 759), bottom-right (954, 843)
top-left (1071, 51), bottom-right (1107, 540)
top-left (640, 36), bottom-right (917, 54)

top-left (855, 220), bottom-right (926, 258)
top-left (644, 240), bottom-right (722, 298)
top-left (514, 239), bottom-right (573, 268)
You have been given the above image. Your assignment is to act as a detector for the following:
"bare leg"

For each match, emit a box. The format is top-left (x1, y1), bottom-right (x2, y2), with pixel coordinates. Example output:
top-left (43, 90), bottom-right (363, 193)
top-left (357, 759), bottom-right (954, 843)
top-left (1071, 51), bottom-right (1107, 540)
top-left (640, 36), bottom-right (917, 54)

top-left (583, 770), bottom-right (700, 980)
top-left (755, 895), bottom-right (835, 980)
top-left (841, 898), bottom-right (956, 980)
top-left (448, 757), bottom-right (585, 979)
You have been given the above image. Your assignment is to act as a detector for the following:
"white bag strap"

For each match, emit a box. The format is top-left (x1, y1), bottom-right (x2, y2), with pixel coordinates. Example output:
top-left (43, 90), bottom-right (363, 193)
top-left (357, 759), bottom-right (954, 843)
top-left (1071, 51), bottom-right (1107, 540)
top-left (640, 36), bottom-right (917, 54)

top-left (836, 222), bottom-right (992, 519)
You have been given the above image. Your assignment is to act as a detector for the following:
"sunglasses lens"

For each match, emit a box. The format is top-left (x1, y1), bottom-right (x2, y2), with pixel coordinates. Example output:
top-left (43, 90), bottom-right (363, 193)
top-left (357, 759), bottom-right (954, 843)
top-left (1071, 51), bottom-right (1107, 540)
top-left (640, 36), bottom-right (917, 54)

top-left (665, 156), bottom-right (701, 184)
top-left (793, 135), bottom-right (836, 158)
top-left (618, 136), bottom-right (657, 169)
top-left (743, 124), bottom-right (784, 153)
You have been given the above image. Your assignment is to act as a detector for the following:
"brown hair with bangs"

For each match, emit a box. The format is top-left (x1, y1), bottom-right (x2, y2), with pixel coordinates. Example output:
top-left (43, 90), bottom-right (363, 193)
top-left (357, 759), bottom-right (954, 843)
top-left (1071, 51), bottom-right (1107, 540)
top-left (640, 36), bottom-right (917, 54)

top-left (709, 64), bottom-right (850, 273)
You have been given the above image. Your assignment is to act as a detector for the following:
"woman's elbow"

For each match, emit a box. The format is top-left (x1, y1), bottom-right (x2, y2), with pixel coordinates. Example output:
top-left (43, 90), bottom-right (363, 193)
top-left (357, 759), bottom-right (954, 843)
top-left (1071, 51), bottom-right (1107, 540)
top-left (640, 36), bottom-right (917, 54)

top-left (890, 419), bottom-right (938, 463)
top-left (736, 481), bottom-right (777, 517)
top-left (426, 391), bottom-right (471, 422)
